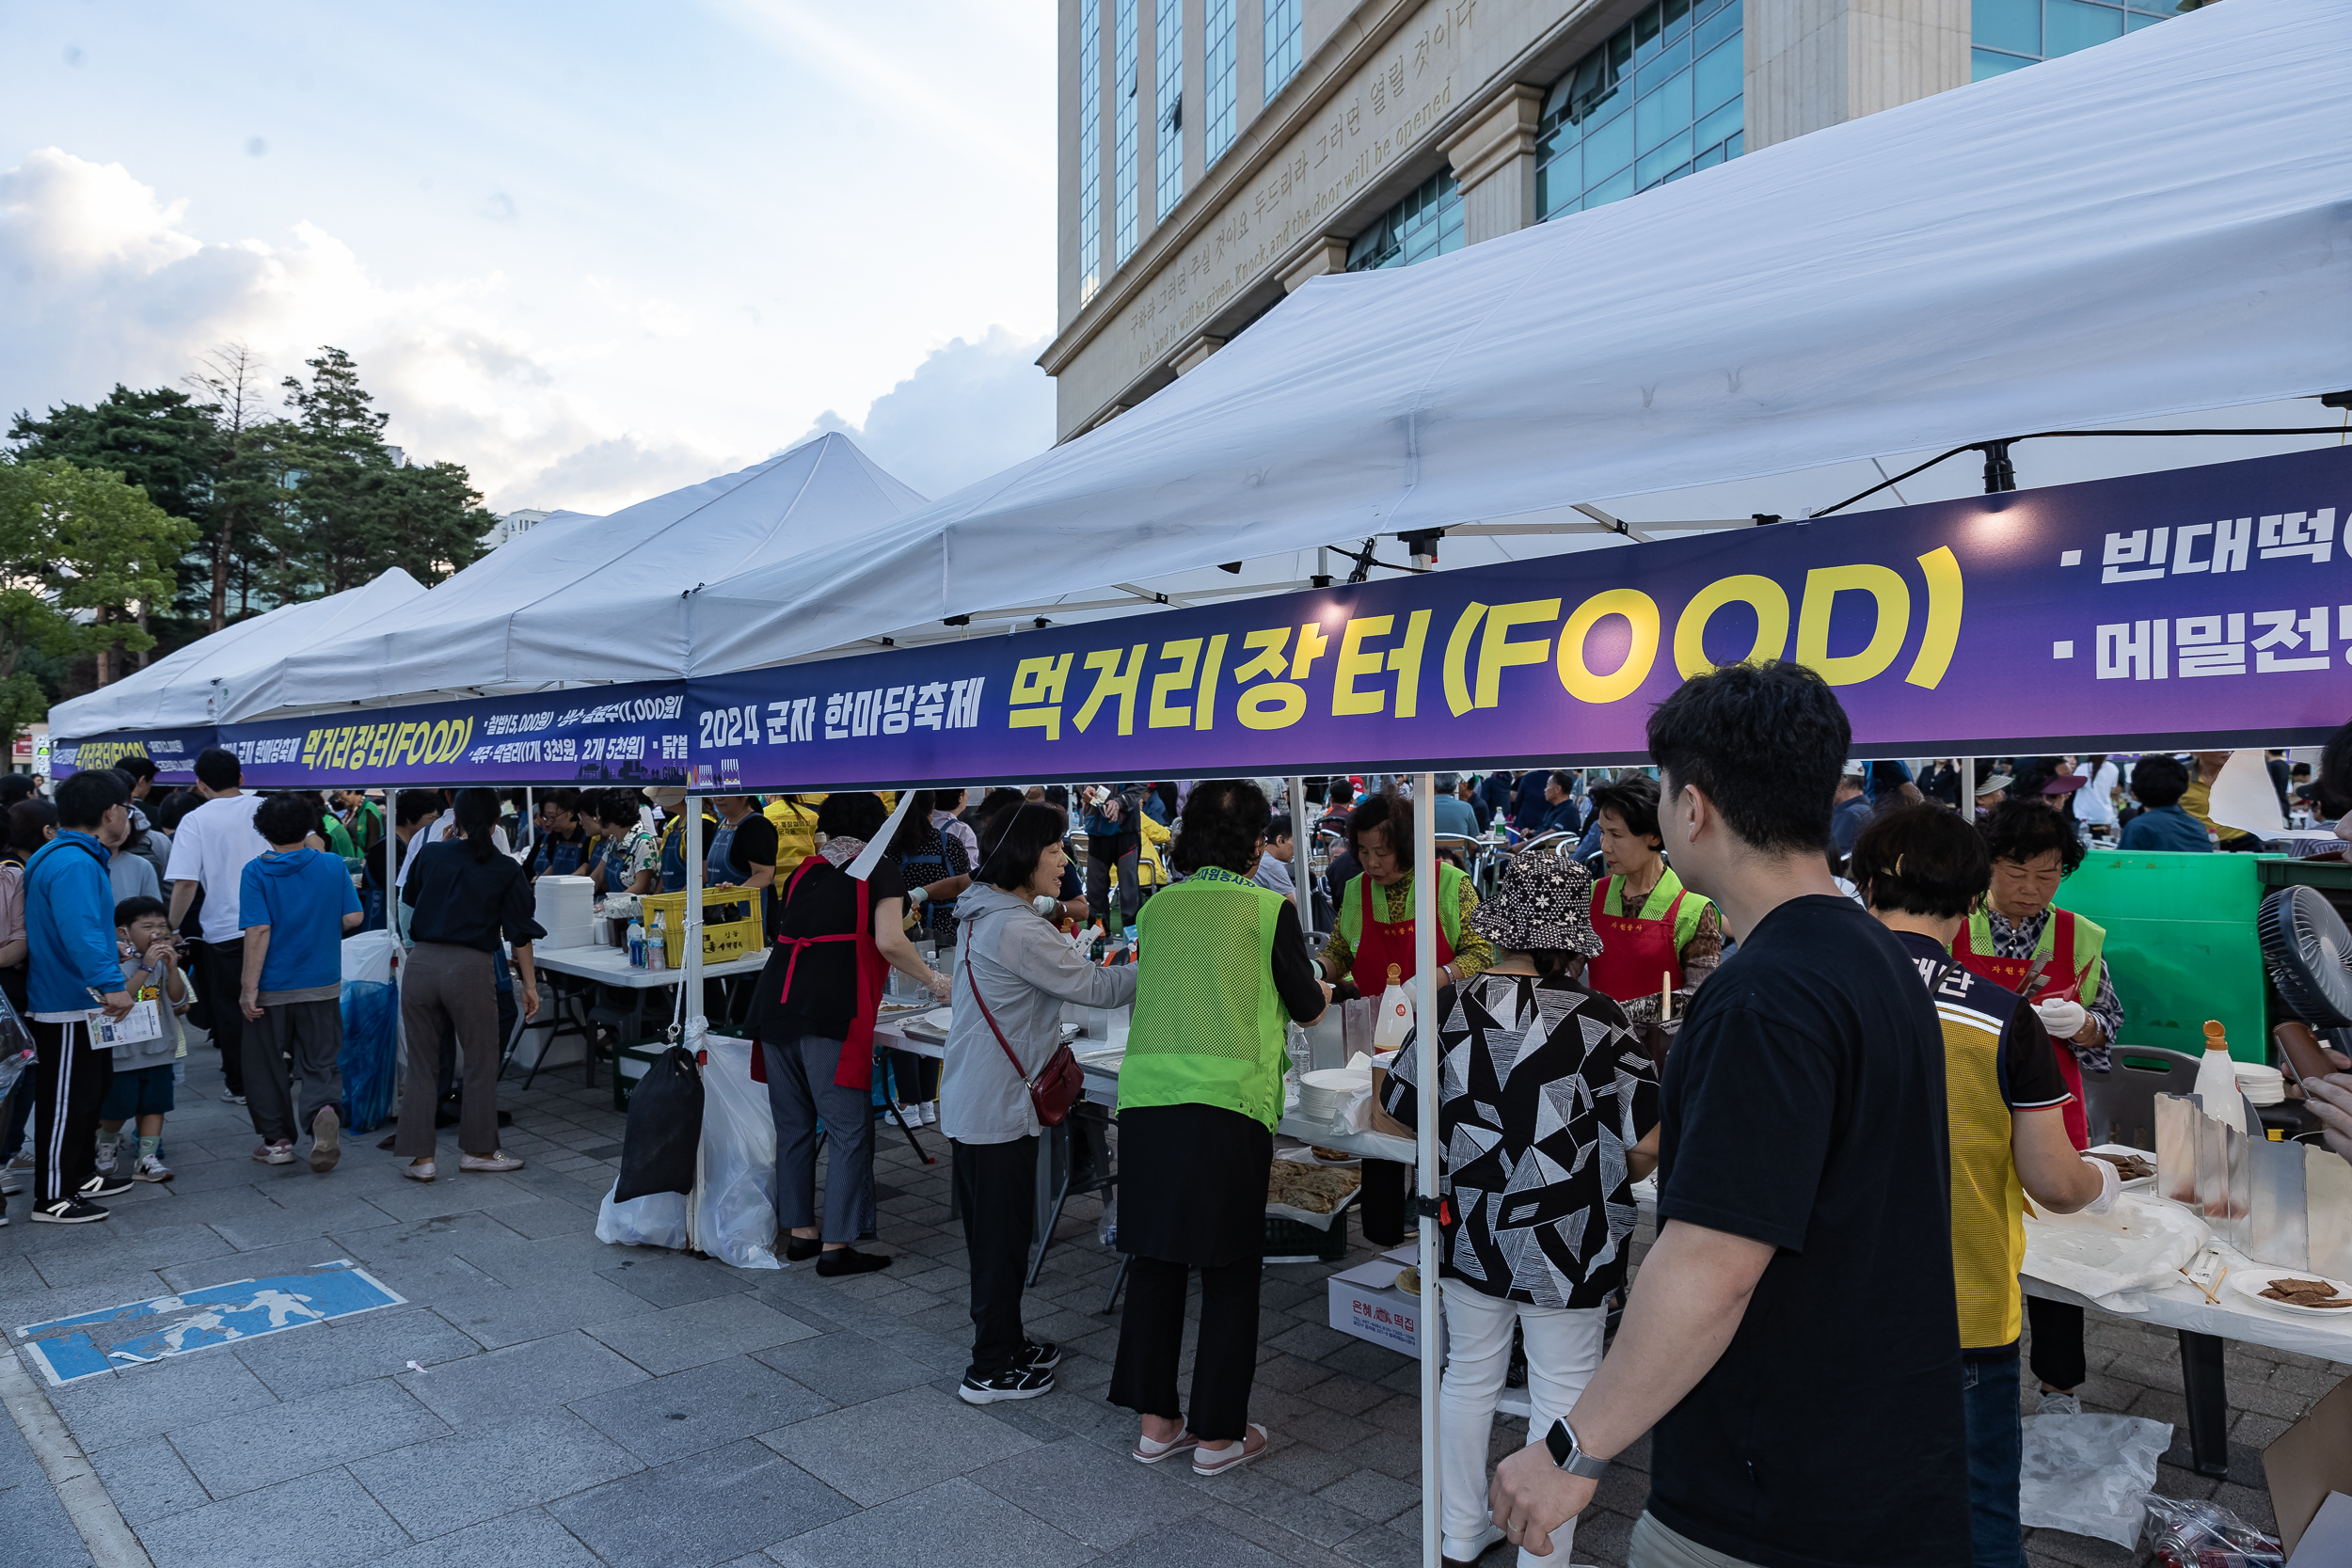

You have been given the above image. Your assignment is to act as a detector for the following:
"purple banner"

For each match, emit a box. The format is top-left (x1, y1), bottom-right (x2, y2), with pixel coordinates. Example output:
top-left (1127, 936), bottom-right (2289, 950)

top-left (51, 728), bottom-right (215, 784)
top-left (219, 687), bottom-right (692, 788)
top-left (684, 448), bottom-right (2351, 790)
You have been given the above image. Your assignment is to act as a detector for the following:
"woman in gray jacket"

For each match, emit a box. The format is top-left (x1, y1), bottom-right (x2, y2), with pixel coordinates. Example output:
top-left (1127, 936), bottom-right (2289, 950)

top-left (944, 801), bottom-right (1136, 1405)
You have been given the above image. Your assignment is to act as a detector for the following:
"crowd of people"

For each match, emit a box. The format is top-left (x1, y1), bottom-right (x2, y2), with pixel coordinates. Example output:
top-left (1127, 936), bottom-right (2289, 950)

top-left (5, 708), bottom-right (2349, 1568)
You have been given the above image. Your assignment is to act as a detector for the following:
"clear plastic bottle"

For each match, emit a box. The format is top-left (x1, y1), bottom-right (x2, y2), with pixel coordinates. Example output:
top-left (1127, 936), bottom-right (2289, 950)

top-left (627, 919), bottom-right (645, 969)
top-left (648, 911), bottom-right (668, 973)
top-left (2192, 1020), bottom-right (2252, 1134)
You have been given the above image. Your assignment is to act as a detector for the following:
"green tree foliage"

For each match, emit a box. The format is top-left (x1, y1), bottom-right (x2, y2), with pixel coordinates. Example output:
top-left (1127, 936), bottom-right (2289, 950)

top-left (8, 343), bottom-right (494, 658)
top-left (0, 457), bottom-right (196, 746)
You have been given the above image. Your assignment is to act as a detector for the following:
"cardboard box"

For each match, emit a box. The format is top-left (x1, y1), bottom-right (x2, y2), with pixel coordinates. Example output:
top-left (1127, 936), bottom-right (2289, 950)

top-left (2266, 1373), bottom-right (2352, 1560)
top-left (1329, 1247), bottom-right (1425, 1355)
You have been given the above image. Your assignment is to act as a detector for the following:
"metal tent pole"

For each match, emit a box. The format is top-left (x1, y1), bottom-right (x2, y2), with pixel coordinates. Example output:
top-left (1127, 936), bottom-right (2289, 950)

top-left (682, 792), bottom-right (706, 1252)
top-left (1286, 776), bottom-right (1311, 932)
top-left (1412, 771), bottom-right (1442, 1568)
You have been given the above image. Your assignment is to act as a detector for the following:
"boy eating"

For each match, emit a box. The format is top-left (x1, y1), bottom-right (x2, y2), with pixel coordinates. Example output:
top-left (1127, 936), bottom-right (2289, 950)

top-left (96, 895), bottom-right (188, 1182)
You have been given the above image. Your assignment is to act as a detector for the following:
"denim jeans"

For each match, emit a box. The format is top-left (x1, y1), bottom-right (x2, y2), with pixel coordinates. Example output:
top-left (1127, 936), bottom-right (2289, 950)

top-left (1961, 1351), bottom-right (2027, 1568)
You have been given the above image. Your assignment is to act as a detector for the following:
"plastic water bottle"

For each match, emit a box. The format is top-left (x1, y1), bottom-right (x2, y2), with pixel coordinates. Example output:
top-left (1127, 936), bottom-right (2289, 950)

top-left (648, 911), bottom-right (668, 973)
top-left (627, 919), bottom-right (645, 969)
top-left (2193, 1020), bottom-right (2252, 1134)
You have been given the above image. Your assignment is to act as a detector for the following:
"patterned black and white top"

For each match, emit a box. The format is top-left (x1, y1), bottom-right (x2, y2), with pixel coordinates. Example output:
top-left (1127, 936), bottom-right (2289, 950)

top-left (1380, 970), bottom-right (1661, 1308)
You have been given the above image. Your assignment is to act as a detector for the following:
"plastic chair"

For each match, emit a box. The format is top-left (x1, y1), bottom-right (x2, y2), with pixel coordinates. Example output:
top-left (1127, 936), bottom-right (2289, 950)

top-left (2078, 1045), bottom-right (2200, 1149)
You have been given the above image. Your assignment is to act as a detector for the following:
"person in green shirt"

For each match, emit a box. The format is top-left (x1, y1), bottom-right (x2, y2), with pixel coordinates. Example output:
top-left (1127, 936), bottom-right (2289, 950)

top-left (1114, 780), bottom-right (1330, 1478)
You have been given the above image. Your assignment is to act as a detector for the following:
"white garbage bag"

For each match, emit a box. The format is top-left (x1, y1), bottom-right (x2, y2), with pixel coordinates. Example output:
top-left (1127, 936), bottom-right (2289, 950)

top-left (596, 1184), bottom-right (689, 1250)
top-left (692, 1034), bottom-right (781, 1270)
top-left (2017, 1413), bottom-right (2172, 1546)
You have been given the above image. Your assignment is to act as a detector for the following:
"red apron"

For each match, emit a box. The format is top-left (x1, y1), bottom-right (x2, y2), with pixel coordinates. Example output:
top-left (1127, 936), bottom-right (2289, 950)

top-left (750, 856), bottom-right (887, 1091)
top-left (1350, 871), bottom-right (1454, 993)
top-left (1952, 911), bottom-right (2090, 1150)
top-left (1586, 875), bottom-right (1688, 1006)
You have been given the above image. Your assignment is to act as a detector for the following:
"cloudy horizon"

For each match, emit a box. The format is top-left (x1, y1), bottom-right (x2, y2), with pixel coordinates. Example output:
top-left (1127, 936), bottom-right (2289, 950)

top-left (0, 2), bottom-right (1058, 518)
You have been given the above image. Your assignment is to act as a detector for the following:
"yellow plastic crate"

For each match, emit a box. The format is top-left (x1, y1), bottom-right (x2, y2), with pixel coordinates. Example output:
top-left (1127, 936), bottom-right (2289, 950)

top-left (638, 885), bottom-right (764, 968)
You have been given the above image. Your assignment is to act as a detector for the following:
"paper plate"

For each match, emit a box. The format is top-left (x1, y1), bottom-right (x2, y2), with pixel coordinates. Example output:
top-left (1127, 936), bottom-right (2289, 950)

top-left (2087, 1143), bottom-right (2158, 1191)
top-left (2227, 1269), bottom-right (2352, 1316)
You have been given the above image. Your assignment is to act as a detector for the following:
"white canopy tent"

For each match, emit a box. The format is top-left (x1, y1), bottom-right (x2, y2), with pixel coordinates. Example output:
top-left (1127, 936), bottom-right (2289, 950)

top-left (49, 568), bottom-right (427, 737)
top-left (686, 0), bottom-right (2350, 670)
top-left (231, 434), bottom-right (925, 721)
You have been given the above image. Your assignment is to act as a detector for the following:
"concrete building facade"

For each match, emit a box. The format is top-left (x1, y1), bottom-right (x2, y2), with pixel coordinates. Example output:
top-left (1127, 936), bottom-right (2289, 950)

top-left (1042, 0), bottom-right (2190, 440)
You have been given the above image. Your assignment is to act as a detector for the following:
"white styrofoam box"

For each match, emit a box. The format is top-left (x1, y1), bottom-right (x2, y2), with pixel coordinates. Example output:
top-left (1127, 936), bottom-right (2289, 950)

top-left (537, 921), bottom-right (596, 951)
top-left (533, 877), bottom-right (595, 942)
top-left (1329, 1247), bottom-right (1426, 1355)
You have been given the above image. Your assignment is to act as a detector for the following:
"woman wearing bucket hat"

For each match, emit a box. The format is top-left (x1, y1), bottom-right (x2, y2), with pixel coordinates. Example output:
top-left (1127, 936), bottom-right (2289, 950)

top-left (1378, 853), bottom-right (1661, 1568)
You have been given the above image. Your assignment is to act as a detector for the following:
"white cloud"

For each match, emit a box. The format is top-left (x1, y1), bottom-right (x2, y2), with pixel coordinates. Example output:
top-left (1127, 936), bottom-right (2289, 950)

top-left (794, 327), bottom-right (1056, 502)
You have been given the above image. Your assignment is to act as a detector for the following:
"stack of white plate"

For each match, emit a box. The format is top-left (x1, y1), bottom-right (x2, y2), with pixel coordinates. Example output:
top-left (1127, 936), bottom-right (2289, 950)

top-left (2235, 1061), bottom-right (2286, 1107)
top-left (1297, 1066), bottom-right (1374, 1123)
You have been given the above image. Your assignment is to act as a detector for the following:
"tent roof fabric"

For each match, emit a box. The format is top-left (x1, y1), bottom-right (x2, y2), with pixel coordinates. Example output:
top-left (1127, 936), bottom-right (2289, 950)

top-left (48, 569), bottom-right (427, 737)
top-left (690, 0), bottom-right (2351, 672)
top-left (234, 434), bottom-right (926, 721)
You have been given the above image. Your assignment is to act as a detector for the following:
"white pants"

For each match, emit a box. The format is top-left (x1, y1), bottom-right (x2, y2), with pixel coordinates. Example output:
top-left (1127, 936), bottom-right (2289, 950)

top-left (1438, 1281), bottom-right (1608, 1567)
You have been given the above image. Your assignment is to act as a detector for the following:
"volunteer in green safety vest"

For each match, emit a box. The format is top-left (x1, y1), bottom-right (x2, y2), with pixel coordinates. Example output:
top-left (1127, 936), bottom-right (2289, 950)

top-left (1112, 779), bottom-right (1331, 1477)
top-left (1315, 790), bottom-right (1492, 1001)
top-left (1581, 776), bottom-right (1722, 1025)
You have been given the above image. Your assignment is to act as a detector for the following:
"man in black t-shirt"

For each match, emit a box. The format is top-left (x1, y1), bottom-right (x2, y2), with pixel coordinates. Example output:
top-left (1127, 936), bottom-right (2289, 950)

top-left (1491, 660), bottom-right (1971, 1568)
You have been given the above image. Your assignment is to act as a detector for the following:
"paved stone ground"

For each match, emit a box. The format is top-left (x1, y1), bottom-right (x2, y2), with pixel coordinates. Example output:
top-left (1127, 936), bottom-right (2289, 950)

top-left (0, 1035), bottom-right (2339, 1568)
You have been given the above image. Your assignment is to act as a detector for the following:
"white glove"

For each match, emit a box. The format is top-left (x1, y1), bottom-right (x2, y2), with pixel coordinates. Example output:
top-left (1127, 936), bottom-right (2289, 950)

top-left (1032, 895), bottom-right (1059, 917)
top-left (2080, 1155), bottom-right (2121, 1216)
top-left (2034, 998), bottom-right (2088, 1041)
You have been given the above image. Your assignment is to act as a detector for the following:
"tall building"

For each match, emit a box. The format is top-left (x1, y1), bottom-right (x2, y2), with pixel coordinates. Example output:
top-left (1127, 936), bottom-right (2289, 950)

top-left (1044, 0), bottom-right (2197, 440)
top-left (481, 508), bottom-right (552, 551)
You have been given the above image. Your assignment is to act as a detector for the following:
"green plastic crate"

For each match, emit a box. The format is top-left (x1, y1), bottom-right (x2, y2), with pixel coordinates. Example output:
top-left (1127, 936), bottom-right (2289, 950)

top-left (2055, 849), bottom-right (2269, 1063)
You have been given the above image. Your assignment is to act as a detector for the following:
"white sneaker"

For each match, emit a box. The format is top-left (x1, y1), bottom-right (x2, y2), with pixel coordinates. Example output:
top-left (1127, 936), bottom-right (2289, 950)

top-left (253, 1141), bottom-right (295, 1165)
top-left (2037, 1388), bottom-right (2083, 1417)
top-left (133, 1153), bottom-right (173, 1183)
top-left (921, 1102), bottom-right (938, 1125)
top-left (92, 1138), bottom-right (119, 1176)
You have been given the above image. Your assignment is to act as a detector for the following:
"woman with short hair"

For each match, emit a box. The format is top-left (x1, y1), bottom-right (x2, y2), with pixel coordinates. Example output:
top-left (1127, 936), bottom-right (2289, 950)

top-left (1582, 775), bottom-right (1721, 1022)
top-left (397, 787), bottom-right (539, 1180)
top-left (1314, 789), bottom-right (1490, 1001)
top-left (942, 802), bottom-right (1136, 1403)
top-left (1114, 780), bottom-right (1328, 1475)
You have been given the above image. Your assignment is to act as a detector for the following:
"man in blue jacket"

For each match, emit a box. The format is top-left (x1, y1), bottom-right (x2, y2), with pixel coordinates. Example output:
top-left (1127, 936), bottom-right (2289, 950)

top-left (24, 770), bottom-right (136, 1225)
top-left (1513, 767), bottom-right (1554, 831)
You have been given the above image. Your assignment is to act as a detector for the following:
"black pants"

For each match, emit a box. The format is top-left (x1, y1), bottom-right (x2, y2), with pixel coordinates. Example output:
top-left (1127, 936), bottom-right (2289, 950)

top-left (2026, 1295), bottom-right (2086, 1391)
top-left (954, 1135), bottom-right (1038, 1381)
top-left (199, 941), bottom-right (247, 1098)
top-left (1110, 1252), bottom-right (1264, 1441)
top-left (31, 1019), bottom-right (111, 1207)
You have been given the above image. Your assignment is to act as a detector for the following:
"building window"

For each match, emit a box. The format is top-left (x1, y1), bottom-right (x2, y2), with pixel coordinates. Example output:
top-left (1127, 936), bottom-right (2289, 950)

top-left (1534, 0), bottom-right (1743, 221)
top-left (1115, 0), bottom-right (1140, 262)
top-left (1204, 0), bottom-right (1238, 167)
top-left (1970, 0), bottom-right (2197, 78)
top-left (1264, 0), bottom-right (1302, 98)
top-left (1155, 0), bottom-right (1184, 220)
top-left (1079, 0), bottom-right (1103, 303)
top-left (1345, 170), bottom-right (1464, 272)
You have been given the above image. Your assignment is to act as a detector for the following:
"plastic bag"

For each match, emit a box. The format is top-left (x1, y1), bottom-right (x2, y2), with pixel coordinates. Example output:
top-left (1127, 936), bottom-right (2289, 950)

top-left (2022, 1192), bottom-right (2209, 1309)
top-left (596, 1183), bottom-right (689, 1249)
top-left (692, 1035), bottom-right (780, 1270)
top-left (0, 1045), bottom-right (32, 1101)
top-left (614, 1045), bottom-right (703, 1203)
top-left (2142, 1496), bottom-right (2284, 1566)
top-left (338, 931), bottom-right (399, 1132)
top-left (2017, 1413), bottom-right (2172, 1545)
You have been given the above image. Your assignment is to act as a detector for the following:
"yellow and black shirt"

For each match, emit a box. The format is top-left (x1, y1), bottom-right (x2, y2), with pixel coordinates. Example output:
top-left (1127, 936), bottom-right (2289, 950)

top-left (1893, 928), bottom-right (2072, 1353)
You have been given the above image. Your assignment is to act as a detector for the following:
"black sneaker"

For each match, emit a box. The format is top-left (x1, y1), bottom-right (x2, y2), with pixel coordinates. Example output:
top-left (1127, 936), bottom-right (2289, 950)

top-left (959, 1366), bottom-right (1055, 1405)
top-left (31, 1197), bottom-right (109, 1225)
top-left (1021, 1341), bottom-right (1062, 1372)
top-left (79, 1174), bottom-right (134, 1200)
top-left (815, 1246), bottom-right (893, 1278)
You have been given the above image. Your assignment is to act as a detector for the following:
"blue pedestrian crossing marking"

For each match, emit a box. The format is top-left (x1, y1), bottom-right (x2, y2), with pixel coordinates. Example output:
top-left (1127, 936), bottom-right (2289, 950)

top-left (14, 1259), bottom-right (405, 1386)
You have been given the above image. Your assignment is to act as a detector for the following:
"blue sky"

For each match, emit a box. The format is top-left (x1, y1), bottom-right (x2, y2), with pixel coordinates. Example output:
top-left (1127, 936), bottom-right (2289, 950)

top-left (0, 1), bottom-right (1057, 512)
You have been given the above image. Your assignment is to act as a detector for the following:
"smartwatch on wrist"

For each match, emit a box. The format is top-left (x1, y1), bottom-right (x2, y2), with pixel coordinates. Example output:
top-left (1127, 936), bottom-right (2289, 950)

top-left (1543, 1418), bottom-right (1609, 1481)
